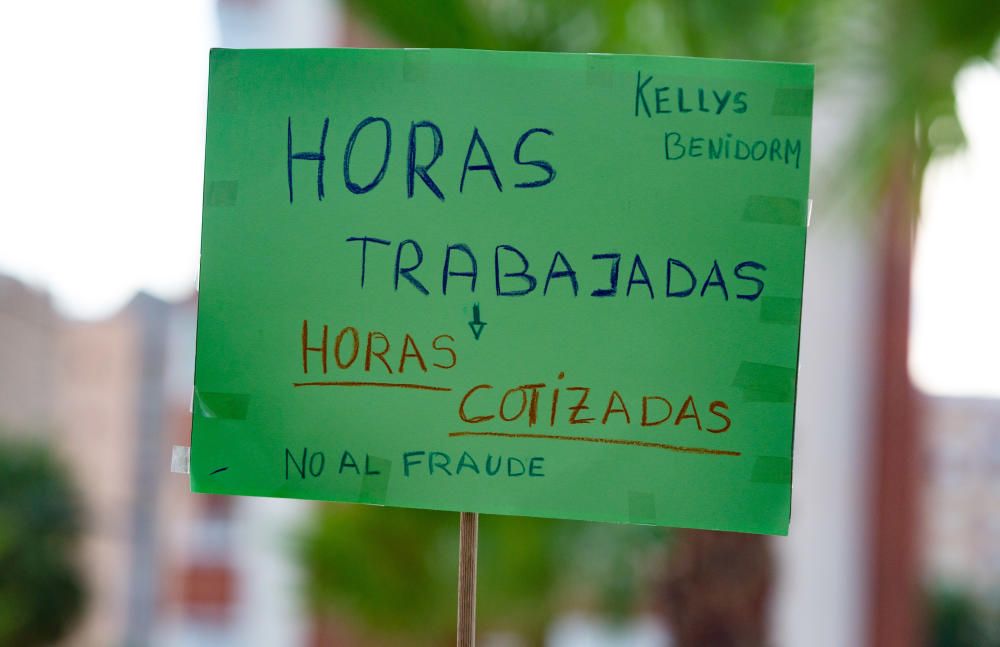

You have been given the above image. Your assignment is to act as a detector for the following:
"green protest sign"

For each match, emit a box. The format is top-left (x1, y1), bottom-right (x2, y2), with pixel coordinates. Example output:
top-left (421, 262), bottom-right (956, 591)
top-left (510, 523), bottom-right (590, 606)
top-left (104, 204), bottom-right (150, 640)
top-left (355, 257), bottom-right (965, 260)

top-left (192, 48), bottom-right (812, 535)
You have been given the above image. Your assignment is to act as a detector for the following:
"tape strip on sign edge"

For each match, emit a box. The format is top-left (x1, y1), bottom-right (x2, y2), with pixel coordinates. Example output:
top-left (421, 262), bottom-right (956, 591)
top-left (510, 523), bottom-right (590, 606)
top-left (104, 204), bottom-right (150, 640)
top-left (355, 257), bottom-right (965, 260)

top-left (358, 456), bottom-right (392, 505)
top-left (771, 87), bottom-right (813, 117)
top-left (732, 362), bottom-right (796, 403)
top-left (585, 52), bottom-right (614, 88)
top-left (760, 297), bottom-right (802, 326)
top-left (627, 491), bottom-right (657, 525)
top-left (194, 389), bottom-right (250, 420)
top-left (208, 49), bottom-right (242, 116)
top-left (742, 195), bottom-right (806, 227)
top-left (171, 445), bottom-right (191, 475)
top-left (403, 48), bottom-right (430, 82)
top-left (206, 180), bottom-right (239, 207)
top-left (751, 455), bottom-right (793, 485)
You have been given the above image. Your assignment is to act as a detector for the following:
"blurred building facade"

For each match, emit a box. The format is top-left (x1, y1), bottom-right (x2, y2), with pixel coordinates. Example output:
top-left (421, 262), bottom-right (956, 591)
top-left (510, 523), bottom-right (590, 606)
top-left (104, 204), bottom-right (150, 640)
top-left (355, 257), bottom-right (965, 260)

top-left (0, 275), bottom-right (58, 435)
top-left (0, 274), bottom-right (312, 646)
top-left (56, 300), bottom-right (141, 645)
top-left (924, 396), bottom-right (1000, 597)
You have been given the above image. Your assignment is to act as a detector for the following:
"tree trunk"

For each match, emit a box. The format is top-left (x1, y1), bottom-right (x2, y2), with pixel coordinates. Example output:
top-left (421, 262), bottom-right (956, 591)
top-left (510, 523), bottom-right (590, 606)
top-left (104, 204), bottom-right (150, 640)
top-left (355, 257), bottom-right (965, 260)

top-left (866, 156), bottom-right (922, 647)
top-left (658, 530), bottom-right (773, 647)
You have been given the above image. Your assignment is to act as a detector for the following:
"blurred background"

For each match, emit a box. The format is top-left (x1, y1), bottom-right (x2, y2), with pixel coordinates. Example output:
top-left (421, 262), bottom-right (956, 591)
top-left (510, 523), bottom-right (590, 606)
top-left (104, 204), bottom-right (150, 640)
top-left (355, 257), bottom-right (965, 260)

top-left (1, 1), bottom-right (999, 645)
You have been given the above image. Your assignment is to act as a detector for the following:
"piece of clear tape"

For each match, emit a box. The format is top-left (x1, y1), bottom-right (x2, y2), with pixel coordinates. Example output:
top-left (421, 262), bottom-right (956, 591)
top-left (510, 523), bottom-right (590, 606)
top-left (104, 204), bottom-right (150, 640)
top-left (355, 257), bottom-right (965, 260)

top-left (171, 445), bottom-right (191, 475)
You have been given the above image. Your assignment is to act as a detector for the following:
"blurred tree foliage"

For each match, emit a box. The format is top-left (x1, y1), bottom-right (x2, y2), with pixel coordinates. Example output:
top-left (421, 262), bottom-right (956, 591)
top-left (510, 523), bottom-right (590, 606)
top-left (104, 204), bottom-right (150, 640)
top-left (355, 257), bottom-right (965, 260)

top-left (927, 588), bottom-right (1000, 647)
top-left (300, 505), bottom-right (663, 643)
top-left (0, 437), bottom-right (86, 646)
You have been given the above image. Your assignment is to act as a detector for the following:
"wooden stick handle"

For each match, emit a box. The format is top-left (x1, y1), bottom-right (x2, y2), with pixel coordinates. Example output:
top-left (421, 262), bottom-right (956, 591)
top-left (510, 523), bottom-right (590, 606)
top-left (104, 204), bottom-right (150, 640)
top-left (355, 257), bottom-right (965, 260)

top-left (457, 511), bottom-right (479, 647)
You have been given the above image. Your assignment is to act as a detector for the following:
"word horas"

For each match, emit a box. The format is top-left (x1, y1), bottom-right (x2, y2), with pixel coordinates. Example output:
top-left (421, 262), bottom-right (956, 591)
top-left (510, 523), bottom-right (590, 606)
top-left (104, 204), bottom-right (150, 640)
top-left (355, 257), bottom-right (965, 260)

top-left (287, 117), bottom-right (556, 203)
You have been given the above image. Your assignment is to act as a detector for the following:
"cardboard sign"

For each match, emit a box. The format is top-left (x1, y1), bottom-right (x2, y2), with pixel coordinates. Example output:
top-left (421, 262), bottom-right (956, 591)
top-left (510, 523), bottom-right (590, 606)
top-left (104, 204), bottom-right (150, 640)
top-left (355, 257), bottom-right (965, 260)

top-left (192, 48), bottom-right (812, 535)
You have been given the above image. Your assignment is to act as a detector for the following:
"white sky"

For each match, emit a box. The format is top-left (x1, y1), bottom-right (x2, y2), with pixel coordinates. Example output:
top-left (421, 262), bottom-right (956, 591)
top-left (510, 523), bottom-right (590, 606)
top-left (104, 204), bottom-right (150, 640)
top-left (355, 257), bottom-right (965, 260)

top-left (0, 4), bottom-right (995, 397)
top-left (911, 61), bottom-right (1000, 397)
top-left (0, 2), bottom-right (217, 317)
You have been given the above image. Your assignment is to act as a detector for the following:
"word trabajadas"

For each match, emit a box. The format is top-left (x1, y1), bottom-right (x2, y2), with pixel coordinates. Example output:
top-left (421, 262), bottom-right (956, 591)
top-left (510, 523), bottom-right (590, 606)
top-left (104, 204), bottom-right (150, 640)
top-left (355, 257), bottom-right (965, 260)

top-left (345, 236), bottom-right (767, 301)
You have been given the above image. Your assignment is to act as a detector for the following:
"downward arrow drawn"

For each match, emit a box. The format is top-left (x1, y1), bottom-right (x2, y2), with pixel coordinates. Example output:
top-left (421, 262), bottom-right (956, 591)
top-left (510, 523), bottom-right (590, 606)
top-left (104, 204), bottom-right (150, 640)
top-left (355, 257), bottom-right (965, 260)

top-left (468, 303), bottom-right (487, 340)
